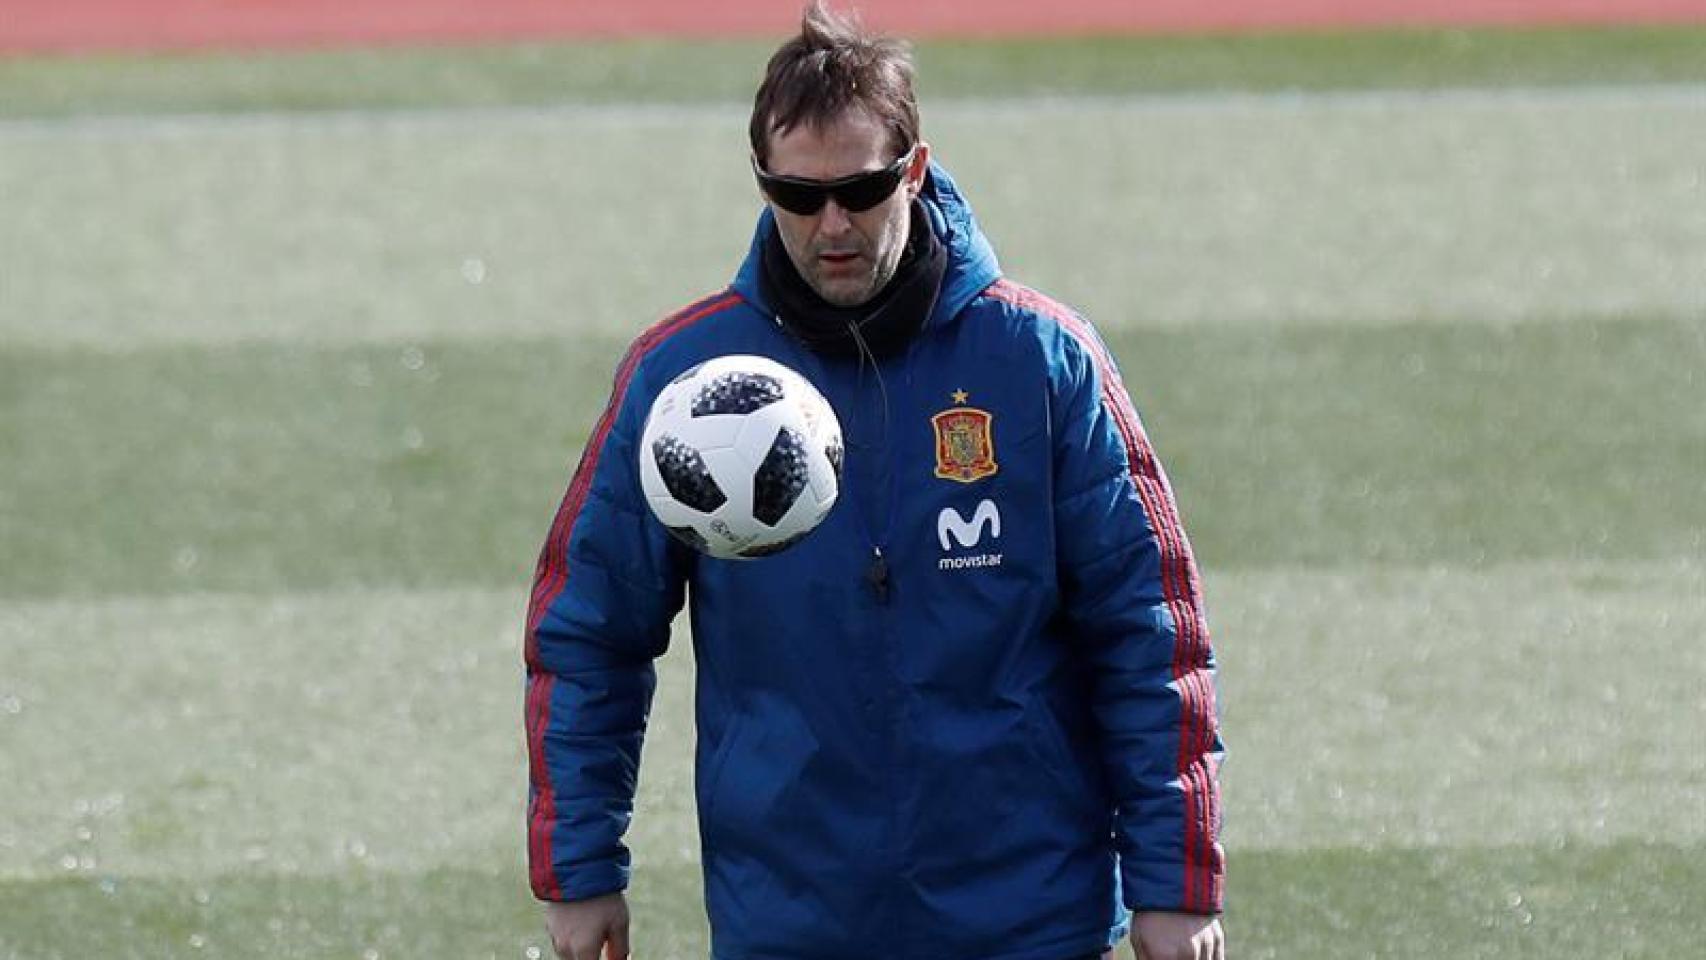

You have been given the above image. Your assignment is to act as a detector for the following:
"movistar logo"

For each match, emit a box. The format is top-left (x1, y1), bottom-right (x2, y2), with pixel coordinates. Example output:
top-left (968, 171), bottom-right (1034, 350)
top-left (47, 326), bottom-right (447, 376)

top-left (938, 500), bottom-right (1001, 550)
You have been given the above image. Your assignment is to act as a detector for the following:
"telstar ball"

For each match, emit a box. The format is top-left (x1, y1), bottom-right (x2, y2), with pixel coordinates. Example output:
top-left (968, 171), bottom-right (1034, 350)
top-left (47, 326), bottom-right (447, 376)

top-left (639, 355), bottom-right (843, 560)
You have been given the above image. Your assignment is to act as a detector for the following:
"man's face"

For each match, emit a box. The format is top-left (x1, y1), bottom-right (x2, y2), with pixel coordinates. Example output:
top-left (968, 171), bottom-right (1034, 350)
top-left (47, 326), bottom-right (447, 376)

top-left (761, 110), bottom-right (929, 308)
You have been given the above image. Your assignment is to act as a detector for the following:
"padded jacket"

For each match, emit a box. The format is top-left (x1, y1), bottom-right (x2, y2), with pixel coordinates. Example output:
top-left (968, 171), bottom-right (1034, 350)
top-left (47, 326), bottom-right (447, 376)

top-left (525, 163), bottom-right (1223, 960)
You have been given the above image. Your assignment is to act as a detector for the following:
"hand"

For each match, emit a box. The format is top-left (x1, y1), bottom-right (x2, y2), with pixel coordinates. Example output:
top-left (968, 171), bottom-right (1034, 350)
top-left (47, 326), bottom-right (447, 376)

top-left (1131, 910), bottom-right (1224, 960)
top-left (543, 892), bottom-right (630, 960)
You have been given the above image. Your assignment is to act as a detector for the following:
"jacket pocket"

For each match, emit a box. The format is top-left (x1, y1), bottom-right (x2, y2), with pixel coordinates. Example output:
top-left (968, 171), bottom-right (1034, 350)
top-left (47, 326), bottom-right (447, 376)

top-left (1021, 699), bottom-right (1105, 824)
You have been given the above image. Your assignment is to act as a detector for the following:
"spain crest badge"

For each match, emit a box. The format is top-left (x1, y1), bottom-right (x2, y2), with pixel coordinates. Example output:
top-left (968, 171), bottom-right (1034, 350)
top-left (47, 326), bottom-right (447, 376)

top-left (932, 397), bottom-right (997, 483)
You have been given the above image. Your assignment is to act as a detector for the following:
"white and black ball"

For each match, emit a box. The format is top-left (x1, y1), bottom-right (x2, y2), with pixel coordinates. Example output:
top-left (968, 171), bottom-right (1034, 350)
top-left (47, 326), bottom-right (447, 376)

top-left (639, 355), bottom-right (843, 560)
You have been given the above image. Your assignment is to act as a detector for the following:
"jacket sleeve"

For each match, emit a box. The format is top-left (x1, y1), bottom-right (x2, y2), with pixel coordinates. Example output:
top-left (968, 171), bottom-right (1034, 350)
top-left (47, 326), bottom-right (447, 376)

top-left (1049, 320), bottom-right (1225, 915)
top-left (523, 345), bottom-right (688, 902)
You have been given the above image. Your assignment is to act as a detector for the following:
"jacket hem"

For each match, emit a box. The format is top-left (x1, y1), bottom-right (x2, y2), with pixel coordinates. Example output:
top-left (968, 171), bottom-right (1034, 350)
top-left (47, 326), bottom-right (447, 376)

top-left (710, 924), bottom-right (1117, 960)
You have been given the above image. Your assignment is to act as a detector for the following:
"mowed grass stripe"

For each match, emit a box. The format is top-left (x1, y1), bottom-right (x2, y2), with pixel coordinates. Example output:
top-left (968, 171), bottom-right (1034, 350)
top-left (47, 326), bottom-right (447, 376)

top-left (1214, 559), bottom-right (1706, 851)
top-left (1, 563), bottom-right (1698, 884)
top-left (1, 842), bottom-right (1701, 959)
top-left (4, 76), bottom-right (1700, 134)
top-left (5, 25), bottom-right (1706, 118)
top-left (0, 588), bottom-right (554, 881)
top-left (3, 91), bottom-right (1703, 347)
top-left (2, 316), bottom-right (1701, 598)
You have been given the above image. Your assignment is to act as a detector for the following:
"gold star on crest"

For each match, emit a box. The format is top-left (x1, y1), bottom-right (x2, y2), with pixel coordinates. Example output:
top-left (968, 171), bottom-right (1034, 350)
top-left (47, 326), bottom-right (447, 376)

top-left (951, 389), bottom-right (969, 405)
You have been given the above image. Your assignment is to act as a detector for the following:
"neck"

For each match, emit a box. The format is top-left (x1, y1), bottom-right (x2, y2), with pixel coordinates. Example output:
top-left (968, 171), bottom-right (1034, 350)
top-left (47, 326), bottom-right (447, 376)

top-left (762, 203), bottom-right (947, 361)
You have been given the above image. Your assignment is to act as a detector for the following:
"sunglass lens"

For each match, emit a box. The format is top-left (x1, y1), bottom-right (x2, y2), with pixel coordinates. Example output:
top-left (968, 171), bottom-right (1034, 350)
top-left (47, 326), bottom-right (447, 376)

top-left (765, 179), bottom-right (828, 215)
top-left (833, 170), bottom-right (901, 212)
top-left (757, 152), bottom-right (910, 215)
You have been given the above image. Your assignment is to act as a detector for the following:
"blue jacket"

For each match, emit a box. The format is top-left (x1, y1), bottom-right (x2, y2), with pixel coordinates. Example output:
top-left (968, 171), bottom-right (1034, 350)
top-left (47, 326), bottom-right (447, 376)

top-left (526, 164), bottom-right (1223, 960)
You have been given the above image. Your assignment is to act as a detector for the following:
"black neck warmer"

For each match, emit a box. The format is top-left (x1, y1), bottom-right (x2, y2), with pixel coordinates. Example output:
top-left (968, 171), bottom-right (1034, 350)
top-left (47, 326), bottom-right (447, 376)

top-left (760, 201), bottom-right (948, 361)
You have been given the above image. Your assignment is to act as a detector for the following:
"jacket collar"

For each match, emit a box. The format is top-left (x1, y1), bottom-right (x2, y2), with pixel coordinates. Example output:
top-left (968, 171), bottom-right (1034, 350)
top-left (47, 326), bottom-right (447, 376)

top-left (731, 161), bottom-right (1003, 338)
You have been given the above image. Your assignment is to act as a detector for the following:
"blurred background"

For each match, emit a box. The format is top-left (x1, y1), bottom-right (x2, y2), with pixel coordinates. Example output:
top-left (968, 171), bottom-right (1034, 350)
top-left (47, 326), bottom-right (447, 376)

top-left (1, 1), bottom-right (1703, 957)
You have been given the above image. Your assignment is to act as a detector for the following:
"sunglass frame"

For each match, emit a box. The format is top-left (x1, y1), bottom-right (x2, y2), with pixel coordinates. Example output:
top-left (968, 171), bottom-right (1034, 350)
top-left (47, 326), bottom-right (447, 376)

top-left (753, 147), bottom-right (917, 216)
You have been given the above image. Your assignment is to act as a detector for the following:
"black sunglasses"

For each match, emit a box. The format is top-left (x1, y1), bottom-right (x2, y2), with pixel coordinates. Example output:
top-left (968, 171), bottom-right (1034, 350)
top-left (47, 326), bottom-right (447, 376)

top-left (752, 147), bottom-right (916, 216)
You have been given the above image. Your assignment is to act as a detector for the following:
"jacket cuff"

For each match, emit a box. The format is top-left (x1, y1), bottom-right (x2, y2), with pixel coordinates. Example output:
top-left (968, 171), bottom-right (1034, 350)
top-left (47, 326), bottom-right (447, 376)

top-left (1122, 859), bottom-right (1225, 915)
top-left (533, 859), bottom-right (631, 904)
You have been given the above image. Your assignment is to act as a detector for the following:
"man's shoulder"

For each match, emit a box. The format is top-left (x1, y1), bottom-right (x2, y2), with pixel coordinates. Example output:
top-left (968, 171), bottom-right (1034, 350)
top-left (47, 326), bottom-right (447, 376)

top-left (613, 288), bottom-right (760, 377)
top-left (973, 277), bottom-right (1084, 328)
top-left (967, 278), bottom-right (1103, 368)
top-left (628, 288), bottom-right (754, 353)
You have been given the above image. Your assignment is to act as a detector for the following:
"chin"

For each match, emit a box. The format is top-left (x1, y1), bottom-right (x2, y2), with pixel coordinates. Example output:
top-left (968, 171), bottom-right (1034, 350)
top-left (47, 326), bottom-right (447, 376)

top-left (814, 279), bottom-right (876, 308)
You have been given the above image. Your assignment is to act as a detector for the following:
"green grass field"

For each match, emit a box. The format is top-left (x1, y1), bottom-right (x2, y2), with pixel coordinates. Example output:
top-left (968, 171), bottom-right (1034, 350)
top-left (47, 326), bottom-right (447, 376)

top-left (2, 26), bottom-right (1705, 959)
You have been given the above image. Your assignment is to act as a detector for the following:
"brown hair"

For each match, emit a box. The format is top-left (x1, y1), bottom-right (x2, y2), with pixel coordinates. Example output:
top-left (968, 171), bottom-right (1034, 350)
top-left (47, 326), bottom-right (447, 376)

top-left (749, 1), bottom-right (920, 168)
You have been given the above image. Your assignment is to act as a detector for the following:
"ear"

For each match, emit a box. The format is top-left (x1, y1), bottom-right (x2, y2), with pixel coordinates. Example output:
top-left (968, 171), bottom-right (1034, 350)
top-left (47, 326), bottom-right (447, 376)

top-left (905, 142), bottom-right (932, 198)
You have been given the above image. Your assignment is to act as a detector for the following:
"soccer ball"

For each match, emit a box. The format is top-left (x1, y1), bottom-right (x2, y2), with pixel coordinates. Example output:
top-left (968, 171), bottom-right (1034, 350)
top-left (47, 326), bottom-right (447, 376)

top-left (639, 355), bottom-right (843, 560)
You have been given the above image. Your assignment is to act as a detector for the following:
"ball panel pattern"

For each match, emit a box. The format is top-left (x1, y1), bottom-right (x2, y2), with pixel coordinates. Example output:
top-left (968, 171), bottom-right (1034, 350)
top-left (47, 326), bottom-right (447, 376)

top-left (664, 524), bottom-right (711, 553)
top-left (737, 529), bottom-right (811, 559)
top-left (691, 372), bottom-right (784, 417)
top-left (825, 435), bottom-right (844, 478)
top-left (651, 434), bottom-right (727, 513)
top-left (638, 354), bottom-right (842, 560)
top-left (752, 426), bottom-right (809, 527)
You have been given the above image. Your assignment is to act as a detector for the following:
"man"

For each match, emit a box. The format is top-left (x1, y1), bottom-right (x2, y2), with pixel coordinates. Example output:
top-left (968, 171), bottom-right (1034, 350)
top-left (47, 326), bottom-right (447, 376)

top-left (525, 4), bottom-right (1225, 958)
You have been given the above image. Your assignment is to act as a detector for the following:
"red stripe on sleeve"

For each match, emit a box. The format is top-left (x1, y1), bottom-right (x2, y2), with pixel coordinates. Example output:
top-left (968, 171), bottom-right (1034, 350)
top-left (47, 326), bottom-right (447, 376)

top-left (523, 289), bottom-right (742, 901)
top-left (524, 289), bottom-right (743, 647)
top-left (526, 672), bottom-right (561, 899)
top-left (985, 279), bottom-right (1224, 913)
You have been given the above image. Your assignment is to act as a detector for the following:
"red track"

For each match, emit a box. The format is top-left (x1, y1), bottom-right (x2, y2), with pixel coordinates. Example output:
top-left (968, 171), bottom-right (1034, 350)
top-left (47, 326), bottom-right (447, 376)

top-left (4, 0), bottom-right (1704, 55)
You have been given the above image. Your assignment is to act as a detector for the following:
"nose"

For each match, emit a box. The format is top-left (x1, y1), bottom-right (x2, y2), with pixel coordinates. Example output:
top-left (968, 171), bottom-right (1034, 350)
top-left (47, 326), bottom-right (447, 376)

top-left (817, 198), bottom-right (853, 235)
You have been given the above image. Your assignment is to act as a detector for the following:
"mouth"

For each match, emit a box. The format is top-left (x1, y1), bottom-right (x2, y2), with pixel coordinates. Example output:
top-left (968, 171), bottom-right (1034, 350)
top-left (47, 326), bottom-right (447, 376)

top-left (818, 251), bottom-right (862, 274)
